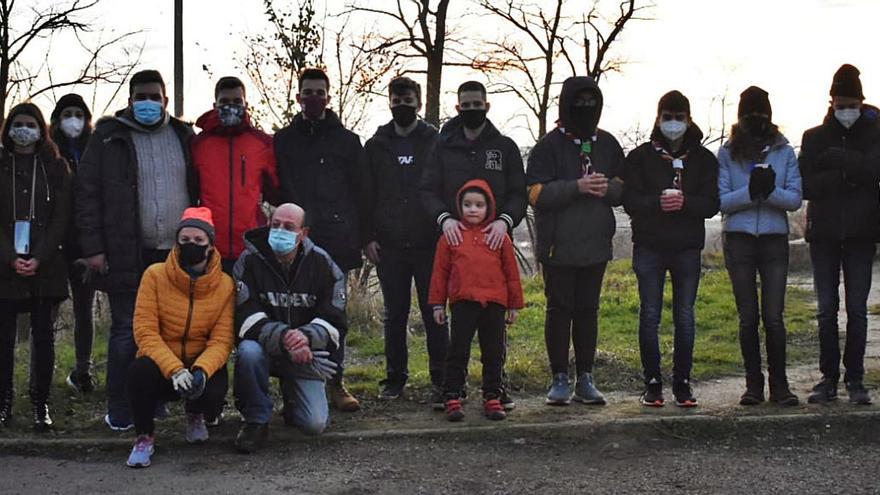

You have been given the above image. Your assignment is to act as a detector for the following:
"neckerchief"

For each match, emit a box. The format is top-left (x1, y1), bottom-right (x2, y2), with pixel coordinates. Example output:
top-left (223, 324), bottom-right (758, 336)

top-left (558, 125), bottom-right (597, 176)
top-left (652, 140), bottom-right (688, 190)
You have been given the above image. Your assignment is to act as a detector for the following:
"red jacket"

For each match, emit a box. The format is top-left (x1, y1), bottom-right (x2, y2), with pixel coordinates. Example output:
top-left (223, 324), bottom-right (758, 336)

top-left (191, 109), bottom-right (279, 261)
top-left (428, 179), bottom-right (524, 309)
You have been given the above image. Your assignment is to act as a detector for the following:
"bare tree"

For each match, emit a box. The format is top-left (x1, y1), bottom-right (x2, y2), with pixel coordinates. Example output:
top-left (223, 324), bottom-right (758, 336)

top-left (577, 0), bottom-right (651, 82)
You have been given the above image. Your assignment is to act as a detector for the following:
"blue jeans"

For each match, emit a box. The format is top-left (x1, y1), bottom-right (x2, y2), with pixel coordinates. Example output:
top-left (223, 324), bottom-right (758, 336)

top-left (106, 291), bottom-right (137, 423)
top-left (809, 240), bottom-right (875, 384)
top-left (234, 340), bottom-right (328, 435)
top-left (632, 245), bottom-right (702, 385)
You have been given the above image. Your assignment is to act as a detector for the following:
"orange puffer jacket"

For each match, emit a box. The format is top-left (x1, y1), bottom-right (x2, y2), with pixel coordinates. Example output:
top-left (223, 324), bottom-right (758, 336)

top-left (134, 247), bottom-right (235, 379)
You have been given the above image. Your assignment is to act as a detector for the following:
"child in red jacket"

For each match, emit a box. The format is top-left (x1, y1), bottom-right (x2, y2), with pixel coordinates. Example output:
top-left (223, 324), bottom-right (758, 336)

top-left (429, 179), bottom-right (524, 421)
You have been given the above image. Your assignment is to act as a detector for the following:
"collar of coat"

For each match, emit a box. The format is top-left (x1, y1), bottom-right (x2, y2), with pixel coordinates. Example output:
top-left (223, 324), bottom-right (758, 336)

top-left (163, 247), bottom-right (227, 296)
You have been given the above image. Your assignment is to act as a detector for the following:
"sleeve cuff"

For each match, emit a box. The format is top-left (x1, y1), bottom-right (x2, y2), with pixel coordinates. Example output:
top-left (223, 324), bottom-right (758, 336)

top-left (498, 214), bottom-right (514, 229)
top-left (437, 212), bottom-right (452, 227)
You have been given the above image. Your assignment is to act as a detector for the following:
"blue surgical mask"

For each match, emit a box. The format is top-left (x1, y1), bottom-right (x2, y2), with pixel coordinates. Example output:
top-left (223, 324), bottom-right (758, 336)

top-left (268, 228), bottom-right (298, 255)
top-left (132, 100), bottom-right (164, 126)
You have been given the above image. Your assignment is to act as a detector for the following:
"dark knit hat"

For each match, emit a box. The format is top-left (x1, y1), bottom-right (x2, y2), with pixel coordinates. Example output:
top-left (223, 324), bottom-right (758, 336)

top-left (738, 86), bottom-right (772, 119)
top-left (51, 93), bottom-right (92, 122)
top-left (657, 90), bottom-right (690, 115)
top-left (177, 207), bottom-right (216, 244)
top-left (830, 64), bottom-right (864, 99)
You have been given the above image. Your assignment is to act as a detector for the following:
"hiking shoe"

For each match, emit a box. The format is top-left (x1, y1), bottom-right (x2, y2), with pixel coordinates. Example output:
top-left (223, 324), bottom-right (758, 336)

top-left (185, 413), bottom-right (209, 444)
top-left (768, 378), bottom-right (799, 406)
top-left (235, 423), bottom-right (269, 454)
top-left (847, 382), bottom-right (873, 405)
top-left (66, 369), bottom-right (96, 394)
top-left (573, 373), bottom-right (606, 405)
top-left (740, 375), bottom-right (765, 405)
top-left (328, 381), bottom-right (360, 412)
top-left (673, 380), bottom-right (698, 408)
top-left (429, 385), bottom-right (445, 411)
top-left (104, 414), bottom-right (133, 432)
top-left (445, 397), bottom-right (464, 422)
top-left (483, 394), bottom-right (507, 421)
top-left (32, 403), bottom-right (53, 433)
top-left (546, 373), bottom-right (572, 406)
top-left (126, 435), bottom-right (155, 468)
top-left (378, 380), bottom-right (405, 400)
top-left (807, 377), bottom-right (838, 404)
top-left (640, 378), bottom-right (664, 407)
top-left (500, 388), bottom-right (516, 411)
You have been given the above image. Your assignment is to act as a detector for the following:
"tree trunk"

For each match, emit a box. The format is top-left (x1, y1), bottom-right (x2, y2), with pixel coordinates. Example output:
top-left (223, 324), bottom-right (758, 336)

top-left (425, 54), bottom-right (443, 128)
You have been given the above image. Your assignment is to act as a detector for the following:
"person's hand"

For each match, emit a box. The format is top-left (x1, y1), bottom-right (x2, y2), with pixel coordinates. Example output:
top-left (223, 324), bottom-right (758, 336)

top-left (13, 258), bottom-right (29, 276)
top-left (433, 306), bottom-right (447, 325)
top-left (442, 218), bottom-right (464, 246)
top-left (660, 193), bottom-right (685, 212)
top-left (506, 309), bottom-right (518, 325)
top-left (85, 254), bottom-right (108, 274)
top-left (290, 345), bottom-right (313, 364)
top-left (364, 241), bottom-right (381, 265)
top-left (171, 368), bottom-right (194, 396)
top-left (577, 172), bottom-right (608, 197)
top-left (283, 329), bottom-right (309, 351)
top-left (21, 258), bottom-right (39, 276)
top-left (181, 369), bottom-right (207, 401)
top-left (308, 351), bottom-right (339, 381)
top-left (762, 167), bottom-right (777, 198)
top-left (482, 219), bottom-right (508, 251)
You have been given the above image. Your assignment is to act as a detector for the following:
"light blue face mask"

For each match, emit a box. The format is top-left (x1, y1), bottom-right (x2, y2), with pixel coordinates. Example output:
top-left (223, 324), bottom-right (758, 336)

top-left (132, 100), bottom-right (164, 126)
top-left (268, 228), bottom-right (298, 255)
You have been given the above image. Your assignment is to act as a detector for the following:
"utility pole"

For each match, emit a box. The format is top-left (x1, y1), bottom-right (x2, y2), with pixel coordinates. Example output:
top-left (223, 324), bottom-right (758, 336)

top-left (174, 0), bottom-right (184, 117)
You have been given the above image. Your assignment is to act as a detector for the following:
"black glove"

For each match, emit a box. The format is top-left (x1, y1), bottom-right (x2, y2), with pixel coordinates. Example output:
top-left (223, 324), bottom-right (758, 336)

top-left (761, 166), bottom-right (776, 199)
top-left (181, 368), bottom-right (207, 401)
top-left (749, 167), bottom-right (772, 200)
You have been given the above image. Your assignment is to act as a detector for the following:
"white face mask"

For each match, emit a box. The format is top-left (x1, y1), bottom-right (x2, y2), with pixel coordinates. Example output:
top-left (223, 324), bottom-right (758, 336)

top-left (60, 116), bottom-right (85, 138)
top-left (8, 126), bottom-right (40, 148)
top-left (660, 120), bottom-right (688, 141)
top-left (834, 108), bottom-right (861, 129)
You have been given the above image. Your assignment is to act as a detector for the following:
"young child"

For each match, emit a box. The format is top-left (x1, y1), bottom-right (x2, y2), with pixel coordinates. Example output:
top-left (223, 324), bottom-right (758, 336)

top-left (428, 179), bottom-right (524, 421)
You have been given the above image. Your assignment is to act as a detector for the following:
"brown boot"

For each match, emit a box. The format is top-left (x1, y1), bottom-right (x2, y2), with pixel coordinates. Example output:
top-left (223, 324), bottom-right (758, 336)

top-left (328, 381), bottom-right (360, 412)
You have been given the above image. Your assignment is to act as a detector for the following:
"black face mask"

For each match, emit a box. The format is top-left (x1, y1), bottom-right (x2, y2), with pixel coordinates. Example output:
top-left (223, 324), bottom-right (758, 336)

top-left (178, 242), bottom-right (210, 267)
top-left (569, 106), bottom-right (597, 134)
top-left (741, 115), bottom-right (770, 137)
top-left (459, 109), bottom-right (487, 130)
top-left (391, 106), bottom-right (417, 127)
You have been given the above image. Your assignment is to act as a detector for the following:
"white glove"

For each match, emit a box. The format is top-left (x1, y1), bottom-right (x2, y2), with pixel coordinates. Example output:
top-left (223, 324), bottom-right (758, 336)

top-left (309, 351), bottom-right (339, 381)
top-left (171, 368), bottom-right (194, 394)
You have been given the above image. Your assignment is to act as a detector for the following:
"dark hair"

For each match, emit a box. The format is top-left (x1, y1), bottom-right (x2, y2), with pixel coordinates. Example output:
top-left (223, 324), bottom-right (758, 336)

top-left (389, 76), bottom-right (421, 103)
top-left (457, 81), bottom-right (487, 99)
top-left (298, 68), bottom-right (330, 91)
top-left (460, 186), bottom-right (489, 204)
top-left (49, 94), bottom-right (93, 152)
top-left (728, 121), bottom-right (780, 162)
top-left (2, 102), bottom-right (60, 160)
top-left (214, 76), bottom-right (246, 98)
top-left (129, 70), bottom-right (166, 96)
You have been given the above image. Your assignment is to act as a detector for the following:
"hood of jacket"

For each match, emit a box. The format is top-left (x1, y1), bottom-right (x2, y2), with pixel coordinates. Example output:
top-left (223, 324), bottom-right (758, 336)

top-left (163, 245), bottom-right (225, 297)
top-left (456, 178), bottom-right (496, 228)
top-left (291, 108), bottom-right (345, 135)
top-left (558, 76), bottom-right (603, 134)
top-left (438, 114), bottom-right (502, 147)
top-left (114, 107), bottom-right (172, 133)
top-left (195, 107), bottom-right (256, 135)
top-left (243, 225), bottom-right (317, 267)
top-left (371, 119), bottom-right (437, 145)
top-left (651, 121), bottom-right (707, 153)
top-left (822, 103), bottom-right (880, 133)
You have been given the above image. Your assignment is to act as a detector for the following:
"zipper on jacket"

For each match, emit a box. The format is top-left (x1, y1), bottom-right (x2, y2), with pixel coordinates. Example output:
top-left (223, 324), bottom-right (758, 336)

top-left (228, 137), bottom-right (236, 257)
top-left (841, 135), bottom-right (847, 240)
top-left (241, 154), bottom-right (247, 187)
top-left (181, 279), bottom-right (196, 367)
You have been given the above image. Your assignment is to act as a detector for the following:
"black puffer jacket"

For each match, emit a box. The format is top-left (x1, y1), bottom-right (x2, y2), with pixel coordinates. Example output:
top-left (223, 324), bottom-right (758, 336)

top-left (274, 110), bottom-right (365, 271)
top-left (0, 149), bottom-right (72, 300)
top-left (52, 127), bottom-right (91, 262)
top-left (799, 105), bottom-right (880, 242)
top-left (75, 111), bottom-right (197, 293)
top-left (526, 76), bottom-right (625, 267)
top-left (623, 125), bottom-right (720, 250)
top-left (362, 120), bottom-right (439, 250)
top-left (419, 116), bottom-right (527, 230)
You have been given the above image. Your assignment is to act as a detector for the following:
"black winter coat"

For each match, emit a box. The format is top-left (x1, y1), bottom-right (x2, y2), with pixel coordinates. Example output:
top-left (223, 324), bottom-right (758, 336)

top-left (0, 149), bottom-right (72, 300)
top-left (362, 120), bottom-right (439, 250)
top-left (274, 110), bottom-right (365, 271)
top-left (419, 116), bottom-right (527, 230)
top-left (799, 106), bottom-right (880, 242)
top-left (52, 129), bottom-right (90, 263)
top-left (623, 125), bottom-right (720, 250)
top-left (75, 112), bottom-right (197, 293)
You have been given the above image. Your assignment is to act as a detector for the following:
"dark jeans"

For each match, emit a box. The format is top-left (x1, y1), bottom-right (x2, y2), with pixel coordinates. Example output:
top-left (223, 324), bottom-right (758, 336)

top-left (724, 233), bottom-right (790, 385)
top-left (127, 356), bottom-right (228, 435)
top-left (543, 262), bottom-right (607, 376)
top-left (67, 261), bottom-right (96, 374)
top-left (632, 245), bottom-right (702, 385)
top-left (0, 299), bottom-right (56, 403)
top-left (377, 247), bottom-right (449, 386)
top-left (443, 301), bottom-right (506, 397)
top-left (809, 240), bottom-right (876, 384)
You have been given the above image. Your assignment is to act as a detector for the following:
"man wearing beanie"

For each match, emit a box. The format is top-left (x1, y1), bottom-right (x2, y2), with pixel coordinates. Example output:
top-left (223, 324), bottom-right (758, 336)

top-left (125, 207), bottom-right (234, 467)
top-left (623, 90), bottom-right (719, 408)
top-left (799, 64), bottom-right (880, 405)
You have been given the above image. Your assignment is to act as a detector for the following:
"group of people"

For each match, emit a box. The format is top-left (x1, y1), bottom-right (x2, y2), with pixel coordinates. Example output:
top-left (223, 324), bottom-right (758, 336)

top-left (0, 61), bottom-right (876, 467)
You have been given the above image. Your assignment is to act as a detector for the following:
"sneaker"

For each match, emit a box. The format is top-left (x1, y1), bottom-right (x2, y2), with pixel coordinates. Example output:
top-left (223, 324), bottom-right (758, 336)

top-left (104, 414), bottom-right (134, 432)
top-left (768, 378), bottom-right (799, 406)
top-left (126, 435), bottom-right (155, 468)
top-left (846, 382), bottom-right (873, 405)
top-left (573, 373), bottom-right (606, 405)
top-left (234, 423), bottom-right (269, 454)
top-left (673, 380), bottom-right (698, 408)
top-left (807, 377), bottom-right (838, 404)
top-left (500, 388), bottom-right (516, 411)
top-left (32, 403), bottom-right (53, 433)
top-left (445, 396), bottom-right (464, 422)
top-left (378, 380), bottom-right (405, 400)
top-left (740, 375), bottom-right (765, 406)
top-left (328, 381), bottom-right (361, 412)
top-left (546, 373), bottom-right (572, 406)
top-left (640, 378), bottom-right (664, 407)
top-left (483, 394), bottom-right (507, 421)
top-left (429, 385), bottom-right (445, 411)
top-left (66, 370), bottom-right (96, 394)
top-left (185, 413), bottom-right (209, 444)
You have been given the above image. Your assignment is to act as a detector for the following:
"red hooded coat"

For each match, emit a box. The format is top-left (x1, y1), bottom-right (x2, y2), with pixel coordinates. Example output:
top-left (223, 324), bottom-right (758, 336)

top-left (428, 179), bottom-right (524, 309)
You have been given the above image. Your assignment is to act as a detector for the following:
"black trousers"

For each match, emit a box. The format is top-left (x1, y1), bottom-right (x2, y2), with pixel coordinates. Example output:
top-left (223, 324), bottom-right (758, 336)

top-left (127, 356), bottom-right (228, 435)
top-left (542, 262), bottom-right (607, 376)
top-left (0, 299), bottom-right (56, 404)
top-left (443, 301), bottom-right (506, 398)
top-left (67, 261), bottom-right (96, 374)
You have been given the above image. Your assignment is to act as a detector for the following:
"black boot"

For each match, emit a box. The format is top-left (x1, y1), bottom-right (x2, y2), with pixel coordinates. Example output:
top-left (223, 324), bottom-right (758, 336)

top-left (740, 374), bottom-right (765, 406)
top-left (0, 389), bottom-right (12, 426)
top-left (769, 375), bottom-right (799, 406)
top-left (32, 402), bottom-right (53, 432)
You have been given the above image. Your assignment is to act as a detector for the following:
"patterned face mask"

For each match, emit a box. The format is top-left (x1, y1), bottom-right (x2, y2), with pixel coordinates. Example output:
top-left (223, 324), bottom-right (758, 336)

top-left (217, 104), bottom-right (246, 127)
